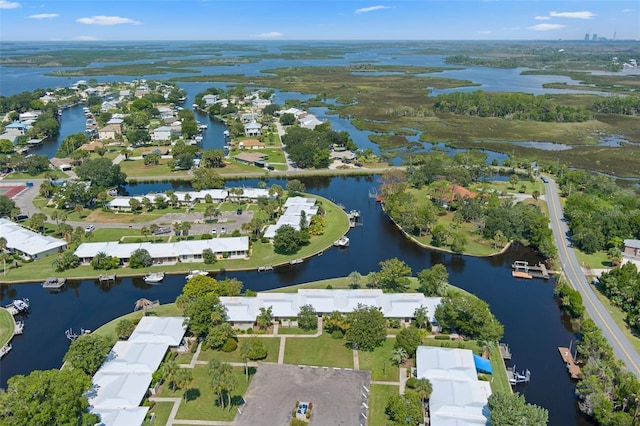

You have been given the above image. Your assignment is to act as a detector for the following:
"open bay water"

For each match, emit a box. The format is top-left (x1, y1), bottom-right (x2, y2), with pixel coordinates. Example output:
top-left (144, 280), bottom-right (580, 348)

top-left (0, 41), bottom-right (602, 424)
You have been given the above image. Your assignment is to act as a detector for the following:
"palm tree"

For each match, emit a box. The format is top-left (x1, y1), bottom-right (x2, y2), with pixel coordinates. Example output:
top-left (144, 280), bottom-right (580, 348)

top-left (134, 298), bottom-right (155, 314)
top-left (414, 378), bottom-right (433, 421)
top-left (391, 347), bottom-right (409, 366)
top-left (161, 359), bottom-right (179, 391)
top-left (141, 227), bottom-right (150, 241)
top-left (239, 340), bottom-right (251, 382)
top-left (174, 368), bottom-right (193, 400)
top-left (478, 339), bottom-right (495, 359)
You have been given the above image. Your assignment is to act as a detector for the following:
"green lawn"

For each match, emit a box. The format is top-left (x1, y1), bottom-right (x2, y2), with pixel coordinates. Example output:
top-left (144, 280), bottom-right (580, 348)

top-left (358, 338), bottom-right (400, 382)
top-left (276, 326), bottom-right (317, 335)
top-left (489, 345), bottom-right (512, 395)
top-left (265, 277), bottom-right (352, 293)
top-left (145, 401), bottom-right (174, 426)
top-left (284, 333), bottom-right (353, 368)
top-left (6, 169), bottom-right (68, 180)
top-left (197, 337), bottom-right (281, 364)
top-left (157, 365), bottom-right (252, 422)
top-left (369, 384), bottom-right (398, 426)
top-left (573, 248), bottom-right (610, 270)
top-left (0, 309), bottom-right (15, 348)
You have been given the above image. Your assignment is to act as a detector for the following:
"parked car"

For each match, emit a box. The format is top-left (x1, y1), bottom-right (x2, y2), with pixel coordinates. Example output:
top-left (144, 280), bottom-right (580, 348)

top-left (153, 226), bottom-right (171, 235)
top-left (13, 214), bottom-right (28, 222)
top-left (210, 228), bottom-right (217, 235)
top-left (84, 225), bottom-right (95, 232)
top-left (541, 176), bottom-right (549, 183)
top-left (236, 209), bottom-right (243, 215)
top-left (220, 227), bottom-right (226, 234)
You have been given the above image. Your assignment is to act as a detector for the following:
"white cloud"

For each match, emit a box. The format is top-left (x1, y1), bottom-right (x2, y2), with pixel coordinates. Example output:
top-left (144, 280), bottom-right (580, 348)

top-left (355, 5), bottom-right (391, 14)
top-left (528, 23), bottom-right (566, 31)
top-left (258, 32), bottom-right (283, 38)
top-left (534, 16), bottom-right (550, 20)
top-left (0, 0), bottom-right (20, 9)
top-left (74, 36), bottom-right (98, 41)
top-left (28, 13), bottom-right (58, 19)
top-left (550, 11), bottom-right (595, 19)
top-left (77, 15), bottom-right (141, 25)
top-left (621, 9), bottom-right (633, 13)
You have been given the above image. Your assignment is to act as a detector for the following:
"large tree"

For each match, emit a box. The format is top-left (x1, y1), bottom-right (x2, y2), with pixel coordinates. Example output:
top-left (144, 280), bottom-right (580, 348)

top-left (63, 334), bottom-right (113, 376)
top-left (488, 392), bottom-right (549, 426)
top-left (376, 258), bottom-right (412, 292)
top-left (192, 167), bottom-right (224, 190)
top-left (75, 157), bottom-right (126, 189)
top-left (296, 304), bottom-right (318, 331)
top-left (435, 292), bottom-right (504, 342)
top-left (417, 264), bottom-right (449, 296)
top-left (345, 304), bottom-right (386, 351)
top-left (385, 393), bottom-right (423, 426)
top-left (0, 369), bottom-right (98, 425)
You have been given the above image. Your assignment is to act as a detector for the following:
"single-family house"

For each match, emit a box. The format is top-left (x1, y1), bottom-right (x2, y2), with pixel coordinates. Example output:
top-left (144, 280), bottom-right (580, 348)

top-left (202, 94), bottom-right (219, 105)
top-left (238, 139), bottom-right (265, 150)
top-left (98, 124), bottom-right (122, 141)
top-left (234, 152), bottom-right (267, 166)
top-left (299, 114), bottom-right (323, 130)
top-left (18, 111), bottom-right (40, 122)
top-left (152, 126), bottom-right (175, 142)
top-left (4, 122), bottom-right (30, 137)
top-left (244, 120), bottom-right (262, 137)
top-left (252, 98), bottom-right (271, 109)
top-left (101, 101), bottom-right (119, 112)
top-left (241, 112), bottom-right (259, 123)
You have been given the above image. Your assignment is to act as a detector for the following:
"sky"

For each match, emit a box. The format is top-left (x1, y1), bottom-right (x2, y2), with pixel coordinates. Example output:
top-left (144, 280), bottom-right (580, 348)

top-left (1, 0), bottom-right (638, 41)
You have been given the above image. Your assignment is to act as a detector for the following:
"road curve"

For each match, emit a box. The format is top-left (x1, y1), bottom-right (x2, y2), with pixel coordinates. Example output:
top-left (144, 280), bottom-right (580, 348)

top-left (545, 176), bottom-right (640, 378)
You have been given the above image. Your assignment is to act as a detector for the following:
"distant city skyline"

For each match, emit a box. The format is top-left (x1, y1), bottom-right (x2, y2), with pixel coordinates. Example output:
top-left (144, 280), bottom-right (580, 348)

top-left (1, 0), bottom-right (638, 42)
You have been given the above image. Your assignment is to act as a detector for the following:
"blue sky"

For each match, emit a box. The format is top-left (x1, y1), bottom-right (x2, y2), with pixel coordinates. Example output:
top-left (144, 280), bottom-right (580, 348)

top-left (1, 1), bottom-right (638, 41)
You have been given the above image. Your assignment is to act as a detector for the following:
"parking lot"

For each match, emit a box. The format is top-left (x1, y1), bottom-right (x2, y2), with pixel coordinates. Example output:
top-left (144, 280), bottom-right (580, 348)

top-left (237, 363), bottom-right (371, 426)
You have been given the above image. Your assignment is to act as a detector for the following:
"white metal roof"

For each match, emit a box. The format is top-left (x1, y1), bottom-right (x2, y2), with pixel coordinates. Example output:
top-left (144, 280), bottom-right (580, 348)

top-left (100, 341), bottom-right (168, 374)
top-left (415, 347), bottom-right (478, 382)
top-left (0, 218), bottom-right (67, 257)
top-left (93, 407), bottom-right (149, 426)
top-left (128, 316), bottom-right (187, 346)
top-left (89, 371), bottom-right (151, 409)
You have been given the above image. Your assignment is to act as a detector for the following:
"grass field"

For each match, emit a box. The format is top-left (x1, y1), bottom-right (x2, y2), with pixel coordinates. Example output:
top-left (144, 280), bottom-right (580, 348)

top-left (284, 333), bottom-right (353, 368)
top-left (357, 338), bottom-right (400, 382)
top-left (197, 337), bottom-right (281, 364)
top-left (0, 309), bottom-right (15, 348)
top-left (145, 401), bottom-right (173, 426)
top-left (369, 384), bottom-right (398, 426)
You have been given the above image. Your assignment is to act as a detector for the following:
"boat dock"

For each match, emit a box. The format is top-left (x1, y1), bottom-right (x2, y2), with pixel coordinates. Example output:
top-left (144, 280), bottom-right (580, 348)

top-left (558, 347), bottom-right (581, 379)
top-left (290, 258), bottom-right (303, 265)
top-left (512, 261), bottom-right (549, 280)
top-left (14, 320), bottom-right (24, 335)
top-left (98, 274), bottom-right (117, 282)
top-left (499, 343), bottom-right (512, 360)
top-left (507, 365), bottom-right (531, 385)
top-left (257, 265), bottom-right (273, 272)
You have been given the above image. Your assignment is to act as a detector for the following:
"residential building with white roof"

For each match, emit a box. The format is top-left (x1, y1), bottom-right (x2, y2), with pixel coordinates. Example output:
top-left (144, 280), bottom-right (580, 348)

top-left (0, 218), bottom-right (67, 260)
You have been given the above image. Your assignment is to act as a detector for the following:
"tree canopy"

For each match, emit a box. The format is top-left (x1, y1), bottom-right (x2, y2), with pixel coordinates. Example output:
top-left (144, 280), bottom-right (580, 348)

top-left (63, 333), bottom-right (113, 376)
top-left (345, 304), bottom-right (386, 351)
top-left (75, 157), bottom-right (127, 189)
top-left (488, 392), bottom-right (549, 426)
top-left (435, 291), bottom-right (504, 341)
top-left (0, 369), bottom-right (98, 426)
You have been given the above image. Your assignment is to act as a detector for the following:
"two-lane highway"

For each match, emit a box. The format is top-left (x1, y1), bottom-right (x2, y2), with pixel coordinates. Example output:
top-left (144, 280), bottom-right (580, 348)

top-left (545, 177), bottom-right (640, 377)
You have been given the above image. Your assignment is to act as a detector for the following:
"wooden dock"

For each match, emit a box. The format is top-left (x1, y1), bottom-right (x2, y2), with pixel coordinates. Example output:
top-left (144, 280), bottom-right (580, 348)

top-left (512, 261), bottom-right (549, 280)
top-left (499, 343), bottom-right (512, 360)
top-left (558, 347), bottom-right (581, 379)
top-left (98, 274), bottom-right (116, 282)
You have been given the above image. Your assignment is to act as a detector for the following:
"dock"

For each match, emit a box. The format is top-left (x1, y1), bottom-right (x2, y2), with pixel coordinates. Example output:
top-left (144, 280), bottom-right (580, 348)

top-left (558, 347), bottom-right (581, 379)
top-left (289, 258), bottom-right (303, 265)
top-left (512, 261), bottom-right (549, 280)
top-left (507, 365), bottom-right (531, 385)
top-left (498, 343), bottom-right (512, 360)
top-left (14, 320), bottom-right (24, 335)
top-left (98, 274), bottom-right (117, 282)
top-left (257, 265), bottom-right (273, 272)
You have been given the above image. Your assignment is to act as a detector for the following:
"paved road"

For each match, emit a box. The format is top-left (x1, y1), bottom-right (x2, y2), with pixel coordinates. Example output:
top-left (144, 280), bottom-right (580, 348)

top-left (545, 176), bottom-right (640, 378)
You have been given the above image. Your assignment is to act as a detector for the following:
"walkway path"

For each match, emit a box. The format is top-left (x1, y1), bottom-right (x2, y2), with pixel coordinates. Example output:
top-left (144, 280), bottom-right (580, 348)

top-left (545, 176), bottom-right (640, 378)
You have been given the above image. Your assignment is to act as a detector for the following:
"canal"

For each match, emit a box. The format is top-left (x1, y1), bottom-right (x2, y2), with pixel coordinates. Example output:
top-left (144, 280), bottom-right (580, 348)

top-left (0, 175), bottom-right (591, 425)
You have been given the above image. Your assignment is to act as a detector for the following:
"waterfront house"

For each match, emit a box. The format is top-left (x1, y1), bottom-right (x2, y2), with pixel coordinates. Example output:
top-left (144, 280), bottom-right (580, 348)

top-left (243, 120), bottom-right (262, 137)
top-left (4, 122), bottom-right (30, 137)
top-left (299, 114), bottom-right (323, 130)
top-left (234, 152), bottom-right (267, 166)
top-left (74, 237), bottom-right (249, 265)
top-left (241, 112), bottom-right (259, 123)
top-left (152, 126), bottom-right (175, 142)
top-left (220, 289), bottom-right (441, 330)
top-left (415, 346), bottom-right (492, 426)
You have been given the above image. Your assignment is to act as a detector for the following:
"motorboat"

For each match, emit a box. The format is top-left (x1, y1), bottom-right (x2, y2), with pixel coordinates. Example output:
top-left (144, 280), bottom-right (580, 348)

top-left (9, 299), bottom-right (30, 312)
top-left (349, 210), bottom-right (361, 218)
top-left (333, 236), bottom-right (350, 247)
top-left (143, 272), bottom-right (165, 284)
top-left (186, 270), bottom-right (208, 280)
top-left (42, 277), bottom-right (66, 290)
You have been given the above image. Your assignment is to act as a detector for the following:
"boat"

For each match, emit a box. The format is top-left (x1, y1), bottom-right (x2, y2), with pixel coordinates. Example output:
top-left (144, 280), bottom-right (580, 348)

top-left (349, 210), bottom-right (361, 218)
top-left (333, 236), bottom-right (350, 247)
top-left (42, 277), bottom-right (66, 290)
top-left (9, 299), bottom-right (30, 313)
top-left (198, 123), bottom-right (208, 130)
top-left (143, 271), bottom-right (165, 284)
top-left (186, 270), bottom-right (208, 280)
top-left (65, 328), bottom-right (91, 341)
top-left (223, 130), bottom-right (230, 137)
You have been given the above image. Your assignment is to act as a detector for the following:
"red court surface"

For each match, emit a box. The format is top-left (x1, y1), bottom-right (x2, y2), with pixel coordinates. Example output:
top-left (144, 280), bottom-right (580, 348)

top-left (0, 186), bottom-right (27, 199)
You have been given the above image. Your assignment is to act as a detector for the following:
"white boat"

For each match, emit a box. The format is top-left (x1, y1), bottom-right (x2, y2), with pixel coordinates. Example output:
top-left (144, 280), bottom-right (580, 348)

top-left (143, 272), bottom-right (165, 284)
top-left (0, 344), bottom-right (12, 358)
top-left (10, 299), bottom-right (30, 312)
top-left (349, 210), bottom-right (361, 218)
top-left (223, 130), bottom-right (230, 137)
top-left (333, 236), bottom-right (350, 247)
top-left (186, 270), bottom-right (208, 280)
top-left (198, 124), bottom-right (208, 130)
top-left (193, 135), bottom-right (203, 142)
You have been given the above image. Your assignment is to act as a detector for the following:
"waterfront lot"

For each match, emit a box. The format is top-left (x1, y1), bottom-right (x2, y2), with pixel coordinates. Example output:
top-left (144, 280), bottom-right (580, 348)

top-left (237, 363), bottom-right (370, 426)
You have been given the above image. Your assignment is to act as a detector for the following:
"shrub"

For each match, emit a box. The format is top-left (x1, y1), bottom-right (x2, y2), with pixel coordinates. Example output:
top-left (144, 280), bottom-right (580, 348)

top-left (115, 318), bottom-right (135, 339)
top-left (326, 284), bottom-right (333, 289)
top-left (435, 335), bottom-right (451, 340)
top-left (190, 339), bottom-right (198, 353)
top-left (331, 330), bottom-right (344, 339)
top-left (406, 377), bottom-right (418, 389)
top-left (202, 248), bottom-right (217, 264)
top-left (246, 328), bottom-right (254, 334)
top-left (221, 338), bottom-right (238, 352)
